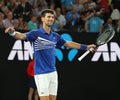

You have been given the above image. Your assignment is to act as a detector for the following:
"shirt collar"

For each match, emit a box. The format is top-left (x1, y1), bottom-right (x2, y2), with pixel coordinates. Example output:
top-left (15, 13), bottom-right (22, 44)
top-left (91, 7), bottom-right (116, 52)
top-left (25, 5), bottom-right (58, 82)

top-left (39, 26), bottom-right (52, 35)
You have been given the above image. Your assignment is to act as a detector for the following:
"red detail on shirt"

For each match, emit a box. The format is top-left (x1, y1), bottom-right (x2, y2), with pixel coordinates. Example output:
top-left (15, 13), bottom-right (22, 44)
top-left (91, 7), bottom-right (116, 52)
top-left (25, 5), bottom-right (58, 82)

top-left (26, 60), bottom-right (34, 77)
top-left (99, 0), bottom-right (109, 13)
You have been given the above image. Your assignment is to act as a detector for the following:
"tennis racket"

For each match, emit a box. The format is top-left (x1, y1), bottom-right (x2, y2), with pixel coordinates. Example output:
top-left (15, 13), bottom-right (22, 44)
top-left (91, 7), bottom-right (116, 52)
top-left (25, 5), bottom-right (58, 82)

top-left (78, 25), bottom-right (115, 61)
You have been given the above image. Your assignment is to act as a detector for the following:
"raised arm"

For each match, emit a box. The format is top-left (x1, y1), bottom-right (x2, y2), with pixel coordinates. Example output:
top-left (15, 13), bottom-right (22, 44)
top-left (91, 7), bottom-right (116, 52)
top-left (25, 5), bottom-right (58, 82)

top-left (5, 27), bottom-right (27, 40)
top-left (64, 41), bottom-right (96, 52)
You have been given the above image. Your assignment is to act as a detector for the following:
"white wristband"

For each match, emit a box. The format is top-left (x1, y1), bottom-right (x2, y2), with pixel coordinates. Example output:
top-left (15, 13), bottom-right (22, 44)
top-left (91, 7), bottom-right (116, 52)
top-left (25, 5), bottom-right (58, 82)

top-left (9, 31), bottom-right (16, 36)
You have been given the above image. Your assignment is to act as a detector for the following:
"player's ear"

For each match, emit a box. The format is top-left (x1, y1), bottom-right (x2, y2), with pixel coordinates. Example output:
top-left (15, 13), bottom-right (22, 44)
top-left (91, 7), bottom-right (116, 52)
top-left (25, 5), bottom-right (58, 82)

top-left (41, 17), bottom-right (44, 22)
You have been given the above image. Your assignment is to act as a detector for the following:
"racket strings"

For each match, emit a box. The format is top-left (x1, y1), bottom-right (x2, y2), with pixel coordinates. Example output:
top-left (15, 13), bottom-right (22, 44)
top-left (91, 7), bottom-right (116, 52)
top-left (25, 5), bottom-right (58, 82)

top-left (96, 29), bottom-right (115, 45)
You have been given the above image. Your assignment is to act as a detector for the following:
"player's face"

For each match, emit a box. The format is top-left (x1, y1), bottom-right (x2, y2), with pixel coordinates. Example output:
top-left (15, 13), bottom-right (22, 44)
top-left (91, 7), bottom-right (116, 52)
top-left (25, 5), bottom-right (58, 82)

top-left (42, 13), bottom-right (55, 27)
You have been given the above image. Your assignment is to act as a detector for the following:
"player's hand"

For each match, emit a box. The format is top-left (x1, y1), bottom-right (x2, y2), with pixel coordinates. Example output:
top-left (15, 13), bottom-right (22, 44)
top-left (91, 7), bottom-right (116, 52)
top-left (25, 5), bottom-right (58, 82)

top-left (5, 27), bottom-right (15, 34)
top-left (87, 44), bottom-right (97, 53)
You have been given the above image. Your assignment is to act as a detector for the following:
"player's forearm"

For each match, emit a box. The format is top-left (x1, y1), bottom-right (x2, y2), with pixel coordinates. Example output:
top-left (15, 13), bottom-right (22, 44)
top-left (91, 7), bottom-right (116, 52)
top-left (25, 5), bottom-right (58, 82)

top-left (5, 27), bottom-right (26, 40)
top-left (64, 41), bottom-right (87, 50)
top-left (13, 31), bottom-right (26, 40)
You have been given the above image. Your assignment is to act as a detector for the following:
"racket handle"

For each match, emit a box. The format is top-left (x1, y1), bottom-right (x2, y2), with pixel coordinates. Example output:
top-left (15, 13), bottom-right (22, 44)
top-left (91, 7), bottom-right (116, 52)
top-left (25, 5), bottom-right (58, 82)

top-left (78, 48), bottom-right (94, 61)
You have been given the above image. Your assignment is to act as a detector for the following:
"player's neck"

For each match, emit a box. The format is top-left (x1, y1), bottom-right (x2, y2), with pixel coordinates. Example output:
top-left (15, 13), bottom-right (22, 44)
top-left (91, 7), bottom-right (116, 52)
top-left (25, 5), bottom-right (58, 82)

top-left (42, 25), bottom-right (51, 34)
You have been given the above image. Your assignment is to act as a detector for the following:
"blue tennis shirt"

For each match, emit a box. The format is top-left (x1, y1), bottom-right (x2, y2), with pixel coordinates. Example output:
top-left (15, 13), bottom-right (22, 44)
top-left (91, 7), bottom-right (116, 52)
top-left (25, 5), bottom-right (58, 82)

top-left (26, 27), bottom-right (66, 75)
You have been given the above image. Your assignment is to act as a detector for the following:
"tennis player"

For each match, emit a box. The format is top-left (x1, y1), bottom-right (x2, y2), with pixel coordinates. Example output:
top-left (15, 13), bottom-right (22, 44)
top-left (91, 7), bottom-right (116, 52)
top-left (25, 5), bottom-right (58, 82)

top-left (5, 9), bottom-right (96, 100)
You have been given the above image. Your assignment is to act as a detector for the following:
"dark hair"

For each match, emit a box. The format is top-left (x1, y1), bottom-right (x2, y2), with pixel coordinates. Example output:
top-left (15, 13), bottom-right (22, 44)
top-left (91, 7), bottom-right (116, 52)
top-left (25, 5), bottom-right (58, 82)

top-left (40, 9), bottom-right (56, 17)
top-left (37, 9), bottom-right (56, 24)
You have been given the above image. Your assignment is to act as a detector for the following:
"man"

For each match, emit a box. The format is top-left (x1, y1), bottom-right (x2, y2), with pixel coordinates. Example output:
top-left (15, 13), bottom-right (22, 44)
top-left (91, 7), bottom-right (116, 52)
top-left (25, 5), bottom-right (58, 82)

top-left (26, 60), bottom-right (39, 100)
top-left (5, 9), bottom-right (96, 100)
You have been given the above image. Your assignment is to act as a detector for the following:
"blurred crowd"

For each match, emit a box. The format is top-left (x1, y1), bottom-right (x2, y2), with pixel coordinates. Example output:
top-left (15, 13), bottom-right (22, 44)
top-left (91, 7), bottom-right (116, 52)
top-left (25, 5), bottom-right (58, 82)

top-left (0, 0), bottom-right (120, 33)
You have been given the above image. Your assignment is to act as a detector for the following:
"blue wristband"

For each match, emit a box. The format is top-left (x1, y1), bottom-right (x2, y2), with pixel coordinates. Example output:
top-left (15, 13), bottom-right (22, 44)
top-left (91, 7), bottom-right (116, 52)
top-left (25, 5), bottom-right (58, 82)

top-left (80, 44), bottom-right (87, 50)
